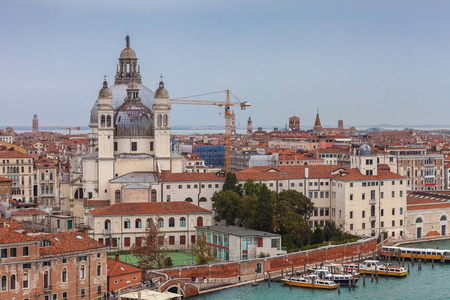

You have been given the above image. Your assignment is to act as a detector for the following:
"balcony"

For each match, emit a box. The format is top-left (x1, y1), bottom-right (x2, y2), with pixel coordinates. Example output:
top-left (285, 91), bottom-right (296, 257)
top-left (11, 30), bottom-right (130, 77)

top-left (44, 284), bottom-right (52, 293)
top-left (104, 229), bottom-right (112, 235)
top-left (369, 198), bottom-right (376, 204)
top-left (370, 216), bottom-right (376, 222)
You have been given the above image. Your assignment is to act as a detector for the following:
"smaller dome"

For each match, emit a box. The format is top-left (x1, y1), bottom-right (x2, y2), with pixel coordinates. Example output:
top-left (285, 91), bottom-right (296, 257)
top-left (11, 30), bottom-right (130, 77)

top-left (359, 144), bottom-right (371, 156)
top-left (155, 81), bottom-right (169, 98)
top-left (120, 47), bottom-right (136, 59)
top-left (98, 79), bottom-right (112, 98)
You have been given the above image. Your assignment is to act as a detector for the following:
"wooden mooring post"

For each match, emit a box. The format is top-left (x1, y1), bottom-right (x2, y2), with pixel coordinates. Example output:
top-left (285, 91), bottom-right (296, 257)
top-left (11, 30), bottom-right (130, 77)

top-left (268, 273), bottom-right (271, 287)
top-left (363, 274), bottom-right (366, 286)
top-left (338, 282), bottom-right (340, 294)
top-left (371, 270), bottom-right (374, 282)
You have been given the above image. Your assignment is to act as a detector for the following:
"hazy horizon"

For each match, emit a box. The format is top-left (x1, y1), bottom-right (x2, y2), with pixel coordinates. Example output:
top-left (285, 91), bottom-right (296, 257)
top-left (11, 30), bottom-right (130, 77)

top-left (1, 1), bottom-right (450, 129)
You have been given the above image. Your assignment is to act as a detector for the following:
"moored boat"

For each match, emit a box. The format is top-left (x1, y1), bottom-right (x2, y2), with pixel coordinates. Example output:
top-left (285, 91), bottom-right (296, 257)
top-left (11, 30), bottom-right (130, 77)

top-left (381, 246), bottom-right (450, 262)
top-left (357, 260), bottom-right (408, 277)
top-left (314, 269), bottom-right (359, 286)
top-left (281, 274), bottom-right (338, 290)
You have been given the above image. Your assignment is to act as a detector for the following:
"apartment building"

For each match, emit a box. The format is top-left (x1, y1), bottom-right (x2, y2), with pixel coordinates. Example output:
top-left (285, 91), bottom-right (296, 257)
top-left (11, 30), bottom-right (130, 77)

top-left (86, 202), bottom-right (212, 251)
top-left (0, 229), bottom-right (107, 299)
top-left (0, 148), bottom-right (35, 202)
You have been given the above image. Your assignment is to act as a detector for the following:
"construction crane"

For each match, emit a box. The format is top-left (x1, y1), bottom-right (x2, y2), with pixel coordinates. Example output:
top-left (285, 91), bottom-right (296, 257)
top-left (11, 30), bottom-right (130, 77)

top-left (38, 125), bottom-right (81, 135)
top-left (170, 90), bottom-right (250, 172)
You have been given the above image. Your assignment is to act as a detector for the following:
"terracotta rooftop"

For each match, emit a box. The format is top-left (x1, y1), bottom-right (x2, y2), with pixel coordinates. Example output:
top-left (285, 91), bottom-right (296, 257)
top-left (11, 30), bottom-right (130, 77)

top-left (89, 202), bottom-right (211, 216)
top-left (0, 176), bottom-right (12, 182)
top-left (0, 149), bottom-right (33, 159)
top-left (35, 232), bottom-right (105, 256)
top-left (11, 209), bottom-right (48, 217)
top-left (407, 191), bottom-right (450, 211)
top-left (107, 257), bottom-right (142, 277)
top-left (0, 228), bottom-right (36, 244)
top-left (331, 168), bottom-right (405, 181)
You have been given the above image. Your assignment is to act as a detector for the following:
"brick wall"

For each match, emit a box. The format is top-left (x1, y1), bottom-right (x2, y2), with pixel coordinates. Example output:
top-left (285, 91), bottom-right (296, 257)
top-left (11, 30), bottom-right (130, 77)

top-left (154, 238), bottom-right (377, 279)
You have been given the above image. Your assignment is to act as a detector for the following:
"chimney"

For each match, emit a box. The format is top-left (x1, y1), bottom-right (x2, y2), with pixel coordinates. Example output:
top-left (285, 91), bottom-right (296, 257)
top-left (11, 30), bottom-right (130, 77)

top-left (305, 167), bottom-right (309, 178)
top-left (115, 253), bottom-right (120, 262)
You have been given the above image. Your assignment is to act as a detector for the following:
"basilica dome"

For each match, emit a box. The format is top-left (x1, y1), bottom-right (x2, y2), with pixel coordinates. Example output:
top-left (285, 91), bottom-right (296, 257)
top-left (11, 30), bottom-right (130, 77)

top-left (113, 83), bottom-right (154, 137)
top-left (89, 35), bottom-right (154, 125)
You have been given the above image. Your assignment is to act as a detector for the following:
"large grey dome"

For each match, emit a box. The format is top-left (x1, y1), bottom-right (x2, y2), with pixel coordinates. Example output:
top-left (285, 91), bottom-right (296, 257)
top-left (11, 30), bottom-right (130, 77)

top-left (359, 144), bottom-right (372, 156)
top-left (90, 83), bottom-right (154, 125)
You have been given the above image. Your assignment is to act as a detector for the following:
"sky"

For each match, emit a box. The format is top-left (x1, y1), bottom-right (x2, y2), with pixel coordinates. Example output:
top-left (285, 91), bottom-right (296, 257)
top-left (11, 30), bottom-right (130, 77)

top-left (1, 0), bottom-right (450, 129)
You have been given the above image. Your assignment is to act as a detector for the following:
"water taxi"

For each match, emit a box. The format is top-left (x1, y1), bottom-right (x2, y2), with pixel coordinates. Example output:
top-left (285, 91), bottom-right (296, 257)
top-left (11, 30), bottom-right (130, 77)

top-left (281, 274), bottom-right (338, 290)
top-left (314, 269), bottom-right (359, 286)
top-left (357, 260), bottom-right (408, 277)
top-left (307, 264), bottom-right (360, 278)
top-left (381, 246), bottom-right (450, 262)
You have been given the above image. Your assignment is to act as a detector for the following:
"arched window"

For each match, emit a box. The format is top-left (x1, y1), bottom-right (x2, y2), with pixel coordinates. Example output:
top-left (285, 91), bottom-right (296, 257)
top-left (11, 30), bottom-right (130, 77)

top-left (157, 114), bottom-right (162, 126)
top-left (74, 188), bottom-right (83, 199)
top-left (180, 217), bottom-right (186, 227)
top-left (185, 198), bottom-right (193, 202)
top-left (199, 197), bottom-right (207, 202)
top-left (22, 273), bottom-right (28, 288)
top-left (151, 190), bottom-right (157, 202)
top-left (50, 186), bottom-right (53, 194)
top-left (107, 115), bottom-right (111, 127)
top-left (41, 173), bottom-right (45, 181)
top-left (146, 218), bottom-right (153, 228)
top-left (158, 218), bottom-right (164, 228)
top-left (80, 265), bottom-right (85, 280)
top-left (115, 190), bottom-right (121, 203)
top-left (169, 217), bottom-right (175, 227)
top-left (101, 115), bottom-right (106, 127)
top-left (104, 219), bottom-right (111, 230)
top-left (416, 217), bottom-right (423, 223)
top-left (197, 217), bottom-right (203, 227)
top-left (407, 168), bottom-right (410, 177)
top-left (163, 114), bottom-right (168, 126)
top-left (10, 274), bottom-right (15, 290)
top-left (97, 263), bottom-right (102, 277)
top-left (124, 219), bottom-right (130, 229)
top-left (62, 268), bottom-right (67, 283)
top-left (441, 215), bottom-right (447, 221)
top-left (43, 271), bottom-right (49, 289)
top-left (1, 275), bottom-right (6, 291)
top-left (41, 186), bottom-right (45, 194)
top-left (49, 173), bottom-right (53, 181)
top-left (46, 186), bottom-right (49, 194)
top-left (135, 218), bottom-right (142, 228)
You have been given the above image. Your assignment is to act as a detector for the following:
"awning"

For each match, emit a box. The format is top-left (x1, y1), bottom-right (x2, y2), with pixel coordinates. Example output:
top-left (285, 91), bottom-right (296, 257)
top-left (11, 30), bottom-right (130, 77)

top-left (120, 289), bottom-right (182, 300)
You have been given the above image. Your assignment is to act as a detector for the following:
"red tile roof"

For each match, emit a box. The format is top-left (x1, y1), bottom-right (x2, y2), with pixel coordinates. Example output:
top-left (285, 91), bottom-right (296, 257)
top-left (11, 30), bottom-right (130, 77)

top-left (0, 176), bottom-right (12, 182)
top-left (89, 202), bottom-right (211, 216)
top-left (84, 199), bottom-right (111, 208)
top-left (107, 258), bottom-right (142, 277)
top-left (11, 209), bottom-right (48, 217)
top-left (0, 149), bottom-right (33, 159)
top-left (35, 232), bottom-right (105, 256)
top-left (0, 228), bottom-right (36, 244)
top-left (332, 168), bottom-right (405, 181)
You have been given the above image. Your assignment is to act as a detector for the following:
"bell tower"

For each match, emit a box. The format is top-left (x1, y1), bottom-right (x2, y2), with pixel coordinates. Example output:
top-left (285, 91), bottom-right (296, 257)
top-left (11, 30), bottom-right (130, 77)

top-left (97, 78), bottom-right (115, 199)
top-left (115, 35), bottom-right (142, 84)
top-left (153, 77), bottom-right (171, 162)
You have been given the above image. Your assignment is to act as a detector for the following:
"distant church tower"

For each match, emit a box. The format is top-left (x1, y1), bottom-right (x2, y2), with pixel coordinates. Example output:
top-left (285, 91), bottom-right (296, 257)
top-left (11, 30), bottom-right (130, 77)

top-left (313, 110), bottom-right (323, 132)
top-left (289, 115), bottom-right (300, 132)
top-left (247, 116), bottom-right (253, 135)
top-left (97, 79), bottom-right (115, 200)
top-left (32, 114), bottom-right (39, 134)
top-left (230, 111), bottom-right (236, 135)
top-left (153, 78), bottom-right (171, 166)
top-left (338, 119), bottom-right (344, 129)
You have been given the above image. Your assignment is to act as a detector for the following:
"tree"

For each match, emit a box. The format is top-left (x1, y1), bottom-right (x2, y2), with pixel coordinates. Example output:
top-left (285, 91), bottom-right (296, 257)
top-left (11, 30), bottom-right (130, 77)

top-left (243, 179), bottom-right (261, 197)
top-left (324, 221), bottom-right (342, 242)
top-left (256, 184), bottom-right (274, 232)
top-left (130, 219), bottom-right (166, 270)
top-left (212, 190), bottom-right (242, 225)
top-left (191, 232), bottom-right (215, 265)
top-left (239, 195), bottom-right (259, 228)
top-left (273, 190), bottom-right (315, 250)
top-left (164, 257), bottom-right (173, 268)
top-left (223, 172), bottom-right (242, 196)
top-left (311, 226), bottom-right (325, 245)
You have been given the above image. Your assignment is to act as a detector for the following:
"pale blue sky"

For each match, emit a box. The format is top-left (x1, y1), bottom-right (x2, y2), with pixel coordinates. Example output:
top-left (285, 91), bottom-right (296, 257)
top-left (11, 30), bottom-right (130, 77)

top-left (1, 0), bottom-right (450, 129)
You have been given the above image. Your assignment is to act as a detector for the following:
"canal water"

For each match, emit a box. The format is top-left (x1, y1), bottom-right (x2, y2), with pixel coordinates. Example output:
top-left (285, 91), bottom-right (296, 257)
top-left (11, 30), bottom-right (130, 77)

top-left (193, 239), bottom-right (450, 300)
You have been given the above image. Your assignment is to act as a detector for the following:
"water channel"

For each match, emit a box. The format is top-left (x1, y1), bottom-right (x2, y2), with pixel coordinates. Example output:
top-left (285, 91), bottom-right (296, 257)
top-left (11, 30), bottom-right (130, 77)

top-left (193, 239), bottom-right (450, 300)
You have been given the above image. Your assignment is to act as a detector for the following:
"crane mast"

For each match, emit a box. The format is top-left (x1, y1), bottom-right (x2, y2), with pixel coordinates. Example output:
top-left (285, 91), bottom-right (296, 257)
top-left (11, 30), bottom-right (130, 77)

top-left (169, 90), bottom-right (250, 172)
